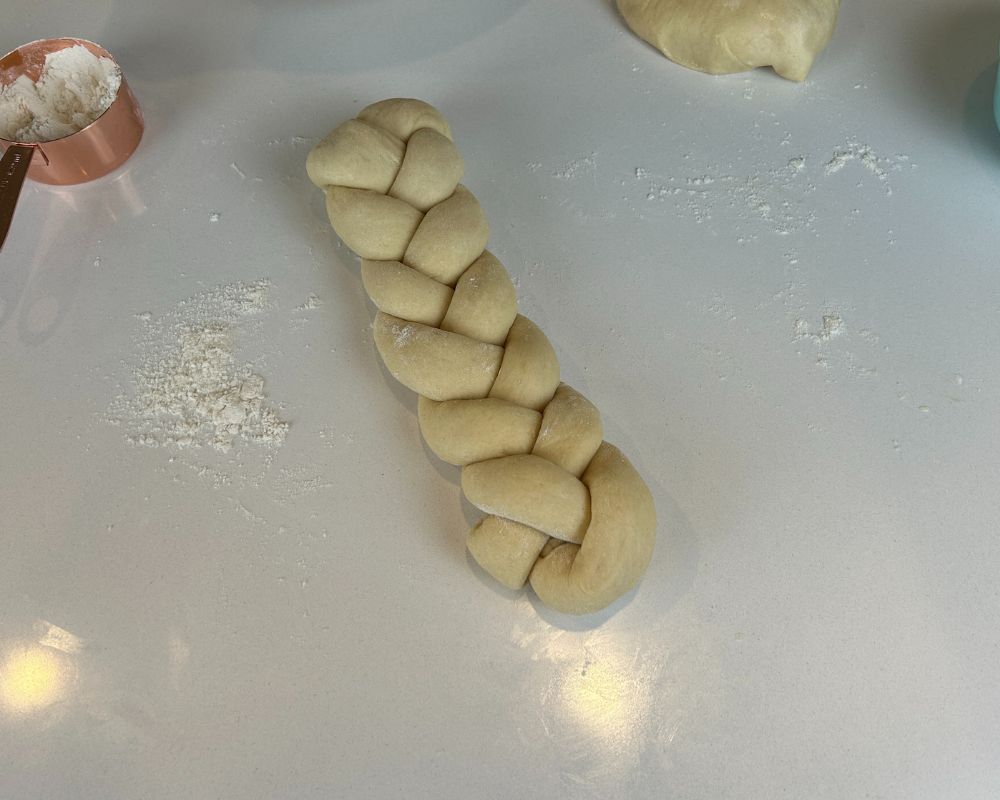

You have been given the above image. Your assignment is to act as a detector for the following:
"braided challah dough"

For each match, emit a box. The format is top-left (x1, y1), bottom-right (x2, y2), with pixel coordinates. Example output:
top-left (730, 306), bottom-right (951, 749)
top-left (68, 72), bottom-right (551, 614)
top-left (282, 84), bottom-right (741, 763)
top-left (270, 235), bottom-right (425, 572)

top-left (308, 99), bottom-right (655, 614)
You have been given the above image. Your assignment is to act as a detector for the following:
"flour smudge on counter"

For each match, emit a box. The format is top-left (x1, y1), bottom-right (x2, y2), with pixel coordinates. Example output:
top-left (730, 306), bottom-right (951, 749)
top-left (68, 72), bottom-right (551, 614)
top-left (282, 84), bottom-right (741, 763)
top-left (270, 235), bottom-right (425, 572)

top-left (822, 140), bottom-right (911, 191)
top-left (108, 279), bottom-right (288, 452)
top-left (632, 138), bottom-right (913, 239)
top-left (552, 153), bottom-right (598, 181)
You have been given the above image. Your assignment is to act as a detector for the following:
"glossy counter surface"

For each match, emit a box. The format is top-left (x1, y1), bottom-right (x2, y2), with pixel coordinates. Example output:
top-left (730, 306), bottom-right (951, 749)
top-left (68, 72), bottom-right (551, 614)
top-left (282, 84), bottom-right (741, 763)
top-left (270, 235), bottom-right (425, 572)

top-left (2, 2), bottom-right (999, 797)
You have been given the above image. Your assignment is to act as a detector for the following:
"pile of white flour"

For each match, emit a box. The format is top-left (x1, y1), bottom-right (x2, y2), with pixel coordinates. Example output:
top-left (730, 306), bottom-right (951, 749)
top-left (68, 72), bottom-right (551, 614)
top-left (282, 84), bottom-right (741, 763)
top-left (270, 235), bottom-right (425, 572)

top-left (109, 280), bottom-right (289, 453)
top-left (0, 44), bottom-right (121, 143)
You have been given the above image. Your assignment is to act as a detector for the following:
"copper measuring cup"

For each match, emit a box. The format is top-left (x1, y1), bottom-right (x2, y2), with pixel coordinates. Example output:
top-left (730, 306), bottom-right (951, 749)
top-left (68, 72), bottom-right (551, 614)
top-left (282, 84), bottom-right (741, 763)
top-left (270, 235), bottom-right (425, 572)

top-left (0, 38), bottom-right (143, 250)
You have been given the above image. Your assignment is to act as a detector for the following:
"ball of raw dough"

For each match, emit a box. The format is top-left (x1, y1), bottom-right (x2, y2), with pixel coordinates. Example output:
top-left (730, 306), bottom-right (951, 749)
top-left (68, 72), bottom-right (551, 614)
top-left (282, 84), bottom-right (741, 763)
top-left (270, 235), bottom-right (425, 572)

top-left (617, 0), bottom-right (840, 82)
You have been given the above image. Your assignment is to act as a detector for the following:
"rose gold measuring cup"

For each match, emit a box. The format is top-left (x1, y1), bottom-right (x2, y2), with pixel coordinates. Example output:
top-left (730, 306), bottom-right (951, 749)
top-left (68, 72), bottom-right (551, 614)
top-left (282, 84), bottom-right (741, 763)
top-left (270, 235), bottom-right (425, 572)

top-left (0, 38), bottom-right (143, 250)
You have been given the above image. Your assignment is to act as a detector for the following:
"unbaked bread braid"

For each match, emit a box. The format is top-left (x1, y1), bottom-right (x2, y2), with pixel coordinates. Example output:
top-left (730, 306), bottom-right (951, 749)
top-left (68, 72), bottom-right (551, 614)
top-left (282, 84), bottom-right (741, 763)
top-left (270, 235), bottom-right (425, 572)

top-left (307, 98), bottom-right (655, 615)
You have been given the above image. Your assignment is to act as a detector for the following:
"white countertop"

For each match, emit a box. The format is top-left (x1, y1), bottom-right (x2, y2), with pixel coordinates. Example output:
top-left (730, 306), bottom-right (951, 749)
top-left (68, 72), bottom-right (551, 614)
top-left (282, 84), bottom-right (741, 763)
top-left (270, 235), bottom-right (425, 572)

top-left (2, 2), bottom-right (999, 797)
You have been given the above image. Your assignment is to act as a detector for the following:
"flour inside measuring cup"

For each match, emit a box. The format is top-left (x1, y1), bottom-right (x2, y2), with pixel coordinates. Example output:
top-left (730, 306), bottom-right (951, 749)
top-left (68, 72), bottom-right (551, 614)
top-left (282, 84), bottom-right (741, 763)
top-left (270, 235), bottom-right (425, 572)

top-left (0, 44), bottom-right (122, 143)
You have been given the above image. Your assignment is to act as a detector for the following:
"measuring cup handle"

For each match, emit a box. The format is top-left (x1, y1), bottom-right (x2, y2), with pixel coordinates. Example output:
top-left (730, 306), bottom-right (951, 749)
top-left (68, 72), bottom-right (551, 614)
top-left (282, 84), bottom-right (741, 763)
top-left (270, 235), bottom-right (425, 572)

top-left (0, 144), bottom-right (36, 251)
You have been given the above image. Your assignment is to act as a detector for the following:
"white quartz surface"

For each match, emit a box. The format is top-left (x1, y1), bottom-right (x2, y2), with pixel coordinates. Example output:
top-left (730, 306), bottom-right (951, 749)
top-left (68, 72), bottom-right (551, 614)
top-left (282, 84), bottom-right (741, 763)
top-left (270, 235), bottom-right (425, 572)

top-left (2, 1), bottom-right (999, 797)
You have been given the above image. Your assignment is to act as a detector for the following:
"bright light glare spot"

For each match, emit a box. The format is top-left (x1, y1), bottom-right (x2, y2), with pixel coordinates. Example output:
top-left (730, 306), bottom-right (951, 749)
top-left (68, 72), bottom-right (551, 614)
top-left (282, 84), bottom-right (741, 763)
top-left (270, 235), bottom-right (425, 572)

top-left (0, 646), bottom-right (70, 714)
top-left (561, 661), bottom-right (641, 746)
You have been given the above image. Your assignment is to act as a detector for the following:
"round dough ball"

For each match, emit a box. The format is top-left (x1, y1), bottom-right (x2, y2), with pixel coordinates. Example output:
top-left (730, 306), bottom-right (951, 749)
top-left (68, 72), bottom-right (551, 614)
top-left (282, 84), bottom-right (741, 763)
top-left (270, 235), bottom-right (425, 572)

top-left (617, 0), bottom-right (840, 82)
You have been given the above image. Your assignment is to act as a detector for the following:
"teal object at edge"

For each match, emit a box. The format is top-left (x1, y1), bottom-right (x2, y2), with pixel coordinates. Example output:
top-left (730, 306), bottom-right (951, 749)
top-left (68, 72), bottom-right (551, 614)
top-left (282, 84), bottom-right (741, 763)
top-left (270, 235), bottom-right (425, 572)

top-left (996, 49), bottom-right (1000, 133)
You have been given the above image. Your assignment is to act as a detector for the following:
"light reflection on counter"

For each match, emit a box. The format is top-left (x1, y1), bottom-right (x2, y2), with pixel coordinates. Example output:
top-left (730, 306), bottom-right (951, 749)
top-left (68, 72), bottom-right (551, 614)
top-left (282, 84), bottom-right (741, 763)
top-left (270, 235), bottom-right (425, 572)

top-left (560, 660), bottom-right (635, 744)
top-left (1, 164), bottom-right (148, 343)
top-left (555, 647), bottom-right (659, 767)
top-left (512, 613), bottom-right (660, 775)
top-left (42, 166), bottom-right (148, 224)
top-left (0, 621), bottom-right (82, 717)
top-left (0, 645), bottom-right (73, 715)
top-left (510, 597), bottom-right (719, 784)
top-left (168, 630), bottom-right (191, 692)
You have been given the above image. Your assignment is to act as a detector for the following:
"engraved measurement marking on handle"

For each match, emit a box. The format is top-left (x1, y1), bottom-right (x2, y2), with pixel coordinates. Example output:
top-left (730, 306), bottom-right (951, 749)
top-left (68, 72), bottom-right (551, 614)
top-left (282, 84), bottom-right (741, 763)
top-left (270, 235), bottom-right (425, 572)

top-left (0, 145), bottom-right (37, 250)
top-left (0, 149), bottom-right (26, 189)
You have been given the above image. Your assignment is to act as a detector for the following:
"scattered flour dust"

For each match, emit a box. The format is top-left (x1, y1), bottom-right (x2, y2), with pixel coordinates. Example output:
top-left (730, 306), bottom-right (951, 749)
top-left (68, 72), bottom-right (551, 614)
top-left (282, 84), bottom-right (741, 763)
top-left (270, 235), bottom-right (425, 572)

top-left (552, 153), bottom-right (598, 180)
top-left (634, 138), bottom-right (913, 238)
top-left (794, 313), bottom-right (844, 342)
top-left (296, 293), bottom-right (322, 311)
top-left (639, 155), bottom-right (820, 237)
top-left (108, 279), bottom-right (289, 452)
top-left (823, 140), bottom-right (911, 195)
